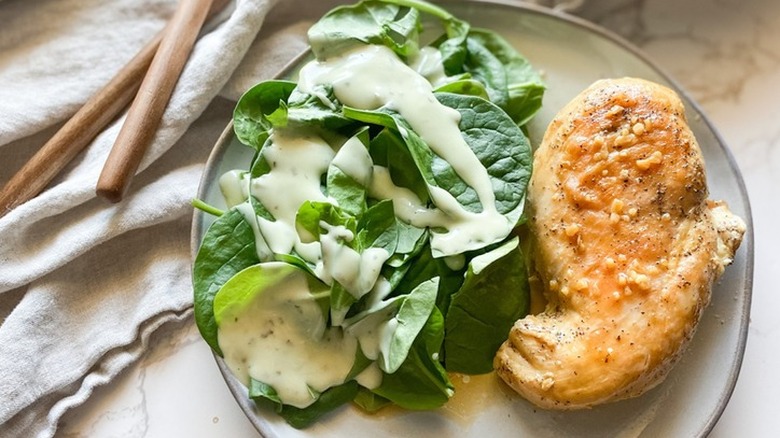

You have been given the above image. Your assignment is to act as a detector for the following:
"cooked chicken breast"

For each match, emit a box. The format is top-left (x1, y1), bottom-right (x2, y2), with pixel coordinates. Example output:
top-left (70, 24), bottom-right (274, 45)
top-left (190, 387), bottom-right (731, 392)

top-left (494, 77), bottom-right (745, 409)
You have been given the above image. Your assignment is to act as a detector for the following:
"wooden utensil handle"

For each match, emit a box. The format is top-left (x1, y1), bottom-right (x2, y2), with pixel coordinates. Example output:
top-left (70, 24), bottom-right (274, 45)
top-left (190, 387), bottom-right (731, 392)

top-left (0, 0), bottom-right (230, 217)
top-left (0, 34), bottom-right (162, 217)
top-left (96, 0), bottom-right (214, 203)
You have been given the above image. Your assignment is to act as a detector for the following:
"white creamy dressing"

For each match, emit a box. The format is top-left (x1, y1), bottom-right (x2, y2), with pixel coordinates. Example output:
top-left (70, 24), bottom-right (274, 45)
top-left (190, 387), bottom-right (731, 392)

top-left (217, 129), bottom-right (393, 310)
top-left (251, 130), bottom-right (333, 261)
top-left (444, 253), bottom-right (466, 271)
top-left (426, 185), bottom-right (514, 256)
top-left (354, 362), bottom-right (383, 389)
top-left (364, 276), bottom-right (394, 309)
top-left (344, 298), bottom-right (401, 363)
top-left (218, 263), bottom-right (357, 409)
top-left (219, 170), bottom-right (275, 260)
top-left (234, 202), bottom-right (273, 261)
top-left (219, 170), bottom-right (249, 208)
top-left (368, 165), bottom-right (443, 225)
top-left (318, 221), bottom-right (390, 300)
top-left (331, 134), bottom-right (373, 186)
top-left (216, 43), bottom-right (518, 406)
top-left (298, 44), bottom-right (512, 256)
top-left (408, 46), bottom-right (449, 87)
top-left (368, 165), bottom-right (514, 255)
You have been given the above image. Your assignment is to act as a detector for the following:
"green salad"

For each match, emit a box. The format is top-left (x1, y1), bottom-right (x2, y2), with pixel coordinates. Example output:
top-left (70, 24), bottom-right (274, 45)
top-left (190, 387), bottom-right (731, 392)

top-left (193, 0), bottom-right (544, 428)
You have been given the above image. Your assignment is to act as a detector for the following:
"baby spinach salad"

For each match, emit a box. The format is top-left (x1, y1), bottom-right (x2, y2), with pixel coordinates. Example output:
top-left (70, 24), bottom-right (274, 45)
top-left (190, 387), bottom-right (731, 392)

top-left (193, 0), bottom-right (544, 428)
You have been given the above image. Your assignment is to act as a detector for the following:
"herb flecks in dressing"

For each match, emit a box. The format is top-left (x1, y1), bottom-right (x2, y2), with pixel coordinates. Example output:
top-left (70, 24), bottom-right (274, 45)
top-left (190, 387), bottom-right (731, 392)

top-left (252, 131), bottom-right (334, 260)
top-left (217, 263), bottom-right (357, 409)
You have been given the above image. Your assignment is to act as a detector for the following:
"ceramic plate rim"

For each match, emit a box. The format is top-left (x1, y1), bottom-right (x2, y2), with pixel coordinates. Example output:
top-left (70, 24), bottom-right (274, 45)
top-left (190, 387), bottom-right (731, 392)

top-left (190, 1), bottom-right (754, 436)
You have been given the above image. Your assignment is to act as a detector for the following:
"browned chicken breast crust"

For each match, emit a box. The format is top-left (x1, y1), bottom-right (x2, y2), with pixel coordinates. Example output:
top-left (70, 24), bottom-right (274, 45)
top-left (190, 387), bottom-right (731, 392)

top-left (494, 77), bottom-right (745, 409)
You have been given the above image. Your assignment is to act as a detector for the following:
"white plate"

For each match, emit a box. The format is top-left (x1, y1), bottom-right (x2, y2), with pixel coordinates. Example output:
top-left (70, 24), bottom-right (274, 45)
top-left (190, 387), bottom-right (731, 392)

top-left (192, 1), bottom-right (753, 436)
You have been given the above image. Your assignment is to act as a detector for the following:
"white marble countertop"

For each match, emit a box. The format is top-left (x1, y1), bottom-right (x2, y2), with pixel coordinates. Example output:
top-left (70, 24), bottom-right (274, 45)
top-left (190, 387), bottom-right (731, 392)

top-left (56, 0), bottom-right (779, 436)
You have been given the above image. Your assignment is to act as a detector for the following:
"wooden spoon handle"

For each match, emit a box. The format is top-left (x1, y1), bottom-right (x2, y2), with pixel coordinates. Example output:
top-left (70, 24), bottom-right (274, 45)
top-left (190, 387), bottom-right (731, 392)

top-left (0, 34), bottom-right (162, 216)
top-left (96, 0), bottom-right (214, 203)
top-left (0, 0), bottom-right (230, 216)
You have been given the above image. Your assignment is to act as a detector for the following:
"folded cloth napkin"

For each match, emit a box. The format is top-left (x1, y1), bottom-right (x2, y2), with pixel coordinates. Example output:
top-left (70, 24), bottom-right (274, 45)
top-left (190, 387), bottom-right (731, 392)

top-left (0, 0), bottom-right (348, 436)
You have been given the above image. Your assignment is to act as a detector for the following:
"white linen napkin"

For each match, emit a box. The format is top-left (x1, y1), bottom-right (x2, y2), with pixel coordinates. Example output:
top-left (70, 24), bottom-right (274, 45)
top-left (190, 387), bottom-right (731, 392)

top-left (0, 0), bottom-right (350, 436)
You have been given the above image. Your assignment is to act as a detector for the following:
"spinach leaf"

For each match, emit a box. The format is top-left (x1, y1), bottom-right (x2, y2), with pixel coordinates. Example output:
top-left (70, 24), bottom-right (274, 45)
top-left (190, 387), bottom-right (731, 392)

top-left (444, 237), bottom-right (530, 374)
top-left (343, 277), bottom-right (435, 373)
top-left (353, 387), bottom-right (391, 412)
top-left (369, 128), bottom-right (429, 203)
top-left (420, 306), bottom-right (446, 360)
top-left (287, 86), bottom-right (355, 131)
top-left (212, 263), bottom-right (304, 326)
top-left (343, 106), bottom-right (398, 130)
top-left (249, 378), bottom-right (283, 411)
top-left (462, 34), bottom-right (510, 109)
top-left (330, 281), bottom-right (357, 327)
top-left (379, 354), bottom-right (449, 411)
top-left (234, 80), bottom-right (353, 154)
top-left (346, 345), bottom-right (374, 380)
top-left (465, 29), bottom-right (545, 126)
top-left (381, 277), bottom-right (438, 373)
top-left (356, 199), bottom-right (398, 253)
top-left (249, 195), bottom-right (274, 221)
top-left (432, 27), bottom-right (545, 127)
top-left (381, 257), bottom-right (413, 293)
top-left (434, 78), bottom-right (489, 99)
top-left (435, 92), bottom-right (532, 224)
top-left (234, 80), bottom-right (296, 150)
top-left (434, 258), bottom-right (466, 317)
top-left (280, 381), bottom-right (360, 429)
top-left (507, 80), bottom-right (546, 128)
top-left (274, 252), bottom-right (318, 277)
top-left (372, 307), bottom-right (452, 409)
top-left (437, 20), bottom-right (469, 75)
top-left (391, 243), bottom-right (438, 296)
top-left (249, 136), bottom-right (273, 179)
top-left (209, 261), bottom-right (361, 429)
top-left (193, 208), bottom-right (261, 355)
top-left (213, 260), bottom-right (333, 332)
top-left (385, 219), bottom-right (427, 268)
top-left (342, 106), bottom-right (444, 213)
top-left (296, 199), bottom-right (400, 323)
top-left (327, 130), bottom-right (371, 217)
top-left (295, 201), bottom-right (357, 244)
top-left (383, 0), bottom-right (470, 74)
top-left (388, 242), bottom-right (464, 313)
top-left (327, 164), bottom-right (367, 217)
top-left (344, 294), bottom-right (404, 336)
top-left (308, 1), bottom-right (420, 60)
top-left (250, 379), bottom-right (360, 429)
top-left (346, 92), bottom-right (532, 226)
